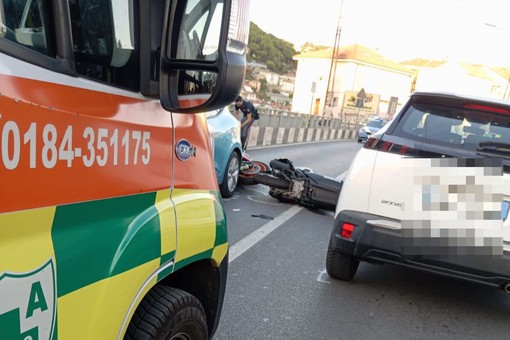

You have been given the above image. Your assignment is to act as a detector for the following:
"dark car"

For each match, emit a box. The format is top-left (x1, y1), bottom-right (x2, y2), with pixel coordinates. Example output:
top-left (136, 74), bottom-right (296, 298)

top-left (357, 119), bottom-right (386, 143)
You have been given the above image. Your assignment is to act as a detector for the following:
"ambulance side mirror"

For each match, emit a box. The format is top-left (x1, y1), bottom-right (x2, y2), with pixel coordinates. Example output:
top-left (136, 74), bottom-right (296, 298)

top-left (159, 0), bottom-right (250, 113)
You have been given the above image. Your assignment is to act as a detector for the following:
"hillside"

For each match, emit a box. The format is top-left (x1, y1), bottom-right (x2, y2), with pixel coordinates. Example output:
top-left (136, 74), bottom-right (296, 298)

top-left (248, 22), bottom-right (297, 74)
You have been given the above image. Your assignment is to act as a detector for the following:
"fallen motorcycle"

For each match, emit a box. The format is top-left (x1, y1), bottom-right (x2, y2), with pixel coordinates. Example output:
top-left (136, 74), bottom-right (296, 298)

top-left (253, 158), bottom-right (342, 211)
top-left (238, 151), bottom-right (269, 185)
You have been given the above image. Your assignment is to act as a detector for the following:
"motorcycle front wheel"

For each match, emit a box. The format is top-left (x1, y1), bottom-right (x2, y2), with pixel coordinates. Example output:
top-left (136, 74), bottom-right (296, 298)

top-left (239, 161), bottom-right (269, 185)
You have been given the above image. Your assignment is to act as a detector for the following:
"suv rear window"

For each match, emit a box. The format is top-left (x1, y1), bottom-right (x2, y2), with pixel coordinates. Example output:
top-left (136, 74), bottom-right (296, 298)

top-left (394, 102), bottom-right (510, 152)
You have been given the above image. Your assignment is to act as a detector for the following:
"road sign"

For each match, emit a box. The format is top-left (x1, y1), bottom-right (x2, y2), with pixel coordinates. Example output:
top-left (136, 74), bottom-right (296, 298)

top-left (355, 88), bottom-right (366, 108)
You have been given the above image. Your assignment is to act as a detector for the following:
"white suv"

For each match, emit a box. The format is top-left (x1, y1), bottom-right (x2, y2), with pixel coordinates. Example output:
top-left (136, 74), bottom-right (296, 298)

top-left (326, 92), bottom-right (510, 292)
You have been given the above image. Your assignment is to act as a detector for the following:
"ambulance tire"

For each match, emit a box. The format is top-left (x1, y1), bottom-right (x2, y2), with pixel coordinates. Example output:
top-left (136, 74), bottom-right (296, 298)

top-left (126, 285), bottom-right (208, 340)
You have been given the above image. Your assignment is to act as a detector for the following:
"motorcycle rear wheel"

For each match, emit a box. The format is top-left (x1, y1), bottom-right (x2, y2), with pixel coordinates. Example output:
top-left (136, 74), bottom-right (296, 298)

top-left (239, 161), bottom-right (269, 185)
top-left (253, 173), bottom-right (290, 190)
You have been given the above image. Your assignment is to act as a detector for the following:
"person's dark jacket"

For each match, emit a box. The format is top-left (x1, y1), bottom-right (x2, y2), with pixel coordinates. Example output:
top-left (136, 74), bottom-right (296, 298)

top-left (236, 100), bottom-right (257, 118)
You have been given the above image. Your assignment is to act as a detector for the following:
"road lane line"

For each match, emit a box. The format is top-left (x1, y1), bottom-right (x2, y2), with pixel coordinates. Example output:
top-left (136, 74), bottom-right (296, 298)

top-left (317, 269), bottom-right (331, 284)
top-left (229, 205), bottom-right (303, 263)
top-left (229, 169), bottom-right (346, 263)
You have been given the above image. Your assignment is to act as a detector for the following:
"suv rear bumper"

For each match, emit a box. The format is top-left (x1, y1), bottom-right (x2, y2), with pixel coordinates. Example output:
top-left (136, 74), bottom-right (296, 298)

top-left (331, 210), bottom-right (510, 288)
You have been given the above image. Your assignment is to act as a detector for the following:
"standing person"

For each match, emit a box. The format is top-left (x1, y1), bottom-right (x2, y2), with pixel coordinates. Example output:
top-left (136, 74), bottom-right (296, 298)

top-left (234, 95), bottom-right (258, 150)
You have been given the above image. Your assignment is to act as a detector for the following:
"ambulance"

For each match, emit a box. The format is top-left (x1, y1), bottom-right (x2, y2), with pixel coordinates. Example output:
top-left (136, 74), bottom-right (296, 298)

top-left (0, 0), bottom-right (249, 338)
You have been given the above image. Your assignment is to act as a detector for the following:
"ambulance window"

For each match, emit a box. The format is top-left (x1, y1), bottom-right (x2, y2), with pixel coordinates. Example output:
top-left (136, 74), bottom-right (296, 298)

top-left (69, 0), bottom-right (140, 91)
top-left (0, 0), bottom-right (55, 56)
top-left (178, 0), bottom-right (222, 61)
top-left (173, 0), bottom-right (223, 98)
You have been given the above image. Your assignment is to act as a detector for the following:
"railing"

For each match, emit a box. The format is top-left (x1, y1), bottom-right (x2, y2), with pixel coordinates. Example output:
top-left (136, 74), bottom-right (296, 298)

top-left (255, 107), bottom-right (363, 130)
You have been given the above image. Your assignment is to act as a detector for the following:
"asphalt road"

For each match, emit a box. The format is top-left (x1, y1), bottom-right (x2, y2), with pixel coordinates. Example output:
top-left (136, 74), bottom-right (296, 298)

top-left (213, 140), bottom-right (510, 340)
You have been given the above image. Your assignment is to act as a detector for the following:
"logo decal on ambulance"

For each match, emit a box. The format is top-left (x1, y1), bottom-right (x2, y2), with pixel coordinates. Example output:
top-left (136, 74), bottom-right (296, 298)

top-left (0, 259), bottom-right (56, 340)
top-left (176, 139), bottom-right (197, 161)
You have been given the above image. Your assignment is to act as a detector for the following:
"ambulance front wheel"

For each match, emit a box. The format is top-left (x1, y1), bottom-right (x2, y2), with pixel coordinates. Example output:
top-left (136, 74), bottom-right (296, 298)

top-left (125, 285), bottom-right (208, 340)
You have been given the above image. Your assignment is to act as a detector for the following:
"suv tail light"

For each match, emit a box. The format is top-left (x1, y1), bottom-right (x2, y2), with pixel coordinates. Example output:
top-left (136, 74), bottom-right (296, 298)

top-left (364, 136), bottom-right (378, 148)
top-left (341, 223), bottom-right (355, 238)
top-left (364, 137), bottom-right (411, 156)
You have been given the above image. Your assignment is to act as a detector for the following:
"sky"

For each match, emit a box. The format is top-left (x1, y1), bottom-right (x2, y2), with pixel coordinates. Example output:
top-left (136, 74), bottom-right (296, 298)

top-left (249, 0), bottom-right (510, 66)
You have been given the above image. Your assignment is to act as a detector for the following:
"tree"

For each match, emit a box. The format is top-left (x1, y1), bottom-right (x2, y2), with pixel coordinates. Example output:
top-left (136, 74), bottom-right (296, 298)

top-left (248, 22), bottom-right (297, 74)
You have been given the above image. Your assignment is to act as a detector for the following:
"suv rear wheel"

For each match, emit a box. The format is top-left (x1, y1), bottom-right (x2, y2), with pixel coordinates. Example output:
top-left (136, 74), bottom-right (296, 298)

top-left (326, 240), bottom-right (359, 281)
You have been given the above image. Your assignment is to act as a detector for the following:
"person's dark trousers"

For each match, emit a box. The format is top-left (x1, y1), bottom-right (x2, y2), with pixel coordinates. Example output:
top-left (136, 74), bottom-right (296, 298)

top-left (241, 119), bottom-right (255, 150)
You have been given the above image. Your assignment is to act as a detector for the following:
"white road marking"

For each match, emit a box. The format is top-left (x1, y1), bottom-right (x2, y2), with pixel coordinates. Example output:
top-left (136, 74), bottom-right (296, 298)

top-left (229, 205), bottom-right (303, 263)
top-left (316, 269), bottom-right (331, 284)
top-left (228, 170), bottom-right (347, 264)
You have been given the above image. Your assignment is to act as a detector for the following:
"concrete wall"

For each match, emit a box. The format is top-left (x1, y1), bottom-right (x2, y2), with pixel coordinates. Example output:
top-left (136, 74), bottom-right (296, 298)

top-left (231, 107), bottom-right (360, 148)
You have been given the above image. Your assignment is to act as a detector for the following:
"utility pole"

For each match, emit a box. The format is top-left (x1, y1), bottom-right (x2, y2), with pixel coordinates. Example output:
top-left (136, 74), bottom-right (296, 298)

top-left (325, 0), bottom-right (344, 117)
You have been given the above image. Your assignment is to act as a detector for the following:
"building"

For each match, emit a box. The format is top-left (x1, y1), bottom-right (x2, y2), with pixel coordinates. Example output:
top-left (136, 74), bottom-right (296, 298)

top-left (243, 62), bottom-right (297, 108)
top-left (402, 59), bottom-right (510, 100)
top-left (239, 84), bottom-right (257, 102)
top-left (278, 74), bottom-right (296, 95)
top-left (246, 79), bottom-right (261, 92)
top-left (255, 68), bottom-right (281, 86)
top-left (291, 44), bottom-right (415, 120)
top-left (268, 92), bottom-right (291, 110)
top-left (409, 60), bottom-right (491, 94)
top-left (491, 67), bottom-right (510, 100)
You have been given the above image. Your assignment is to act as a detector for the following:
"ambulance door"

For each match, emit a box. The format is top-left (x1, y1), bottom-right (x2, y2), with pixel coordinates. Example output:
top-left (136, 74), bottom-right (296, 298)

top-left (1, 0), bottom-right (177, 338)
top-left (166, 0), bottom-right (230, 270)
